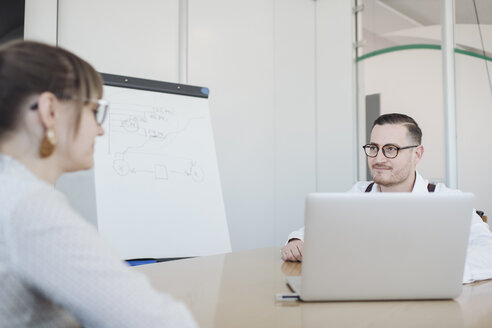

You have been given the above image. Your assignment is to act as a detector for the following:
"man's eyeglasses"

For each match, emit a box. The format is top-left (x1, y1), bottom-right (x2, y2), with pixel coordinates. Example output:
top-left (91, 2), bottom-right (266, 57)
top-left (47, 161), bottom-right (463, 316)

top-left (30, 94), bottom-right (109, 125)
top-left (362, 143), bottom-right (419, 159)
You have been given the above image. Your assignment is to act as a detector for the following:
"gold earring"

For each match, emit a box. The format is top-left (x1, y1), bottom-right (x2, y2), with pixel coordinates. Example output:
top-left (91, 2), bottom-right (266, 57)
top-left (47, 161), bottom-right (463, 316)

top-left (40, 129), bottom-right (57, 158)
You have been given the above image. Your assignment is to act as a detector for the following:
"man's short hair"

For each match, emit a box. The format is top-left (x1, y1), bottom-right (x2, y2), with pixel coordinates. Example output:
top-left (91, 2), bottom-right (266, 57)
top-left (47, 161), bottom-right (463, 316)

top-left (372, 113), bottom-right (422, 145)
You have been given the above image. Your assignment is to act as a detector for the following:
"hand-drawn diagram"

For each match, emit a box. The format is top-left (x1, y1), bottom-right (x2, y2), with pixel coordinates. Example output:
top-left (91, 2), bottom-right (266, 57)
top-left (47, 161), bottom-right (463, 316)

top-left (108, 103), bottom-right (206, 183)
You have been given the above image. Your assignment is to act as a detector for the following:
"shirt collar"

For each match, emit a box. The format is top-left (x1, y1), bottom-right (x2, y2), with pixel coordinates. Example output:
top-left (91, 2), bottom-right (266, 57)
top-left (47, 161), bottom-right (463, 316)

top-left (411, 171), bottom-right (429, 193)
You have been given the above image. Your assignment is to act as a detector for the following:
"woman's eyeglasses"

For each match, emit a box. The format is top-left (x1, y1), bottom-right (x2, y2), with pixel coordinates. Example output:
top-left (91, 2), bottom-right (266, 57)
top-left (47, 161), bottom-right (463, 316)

top-left (30, 94), bottom-right (109, 125)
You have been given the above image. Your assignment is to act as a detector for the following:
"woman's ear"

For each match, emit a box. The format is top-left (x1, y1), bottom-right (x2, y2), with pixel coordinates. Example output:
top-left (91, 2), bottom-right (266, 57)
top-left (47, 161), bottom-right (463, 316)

top-left (36, 92), bottom-right (58, 130)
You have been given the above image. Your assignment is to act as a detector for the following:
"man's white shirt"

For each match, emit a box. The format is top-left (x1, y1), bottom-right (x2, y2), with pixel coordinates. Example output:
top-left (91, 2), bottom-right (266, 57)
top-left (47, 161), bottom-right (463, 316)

top-left (286, 171), bottom-right (492, 284)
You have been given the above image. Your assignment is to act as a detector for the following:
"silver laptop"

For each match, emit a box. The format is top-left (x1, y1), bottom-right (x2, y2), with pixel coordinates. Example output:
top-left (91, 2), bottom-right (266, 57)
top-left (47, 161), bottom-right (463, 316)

top-left (287, 192), bottom-right (474, 301)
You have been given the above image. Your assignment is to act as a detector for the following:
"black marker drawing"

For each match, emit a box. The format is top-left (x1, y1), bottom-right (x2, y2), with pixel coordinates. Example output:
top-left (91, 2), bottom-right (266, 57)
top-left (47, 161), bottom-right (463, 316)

top-left (107, 103), bottom-right (206, 183)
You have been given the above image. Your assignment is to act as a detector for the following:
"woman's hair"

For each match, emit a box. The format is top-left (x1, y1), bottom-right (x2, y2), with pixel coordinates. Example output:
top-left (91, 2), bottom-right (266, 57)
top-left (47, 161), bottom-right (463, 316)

top-left (0, 40), bottom-right (103, 138)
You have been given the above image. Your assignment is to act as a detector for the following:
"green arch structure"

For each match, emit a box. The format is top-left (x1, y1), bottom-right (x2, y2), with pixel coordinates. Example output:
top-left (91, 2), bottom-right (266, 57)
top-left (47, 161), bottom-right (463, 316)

top-left (356, 43), bottom-right (492, 62)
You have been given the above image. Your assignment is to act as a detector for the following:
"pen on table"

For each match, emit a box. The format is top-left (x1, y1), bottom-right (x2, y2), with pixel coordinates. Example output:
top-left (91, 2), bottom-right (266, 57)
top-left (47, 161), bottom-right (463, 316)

top-left (275, 293), bottom-right (300, 301)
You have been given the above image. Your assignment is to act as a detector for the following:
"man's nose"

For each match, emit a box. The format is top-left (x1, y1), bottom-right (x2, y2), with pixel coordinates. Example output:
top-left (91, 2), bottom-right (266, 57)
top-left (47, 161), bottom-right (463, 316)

top-left (374, 149), bottom-right (387, 162)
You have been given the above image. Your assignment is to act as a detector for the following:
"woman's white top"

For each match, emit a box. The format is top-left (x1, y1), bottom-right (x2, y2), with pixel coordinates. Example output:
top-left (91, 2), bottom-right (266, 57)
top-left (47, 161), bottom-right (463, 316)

top-left (0, 154), bottom-right (198, 328)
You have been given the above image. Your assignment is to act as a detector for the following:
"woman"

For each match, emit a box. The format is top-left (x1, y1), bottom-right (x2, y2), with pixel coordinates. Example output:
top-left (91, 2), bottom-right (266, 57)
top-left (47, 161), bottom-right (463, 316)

top-left (0, 40), bottom-right (197, 327)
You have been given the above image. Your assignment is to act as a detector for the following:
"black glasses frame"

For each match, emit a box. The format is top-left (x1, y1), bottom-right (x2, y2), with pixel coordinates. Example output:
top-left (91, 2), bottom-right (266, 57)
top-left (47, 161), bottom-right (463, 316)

top-left (362, 143), bottom-right (419, 159)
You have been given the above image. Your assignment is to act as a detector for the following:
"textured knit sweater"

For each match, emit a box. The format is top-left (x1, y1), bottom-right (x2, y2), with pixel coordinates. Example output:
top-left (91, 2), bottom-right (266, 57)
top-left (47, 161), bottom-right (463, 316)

top-left (0, 154), bottom-right (198, 328)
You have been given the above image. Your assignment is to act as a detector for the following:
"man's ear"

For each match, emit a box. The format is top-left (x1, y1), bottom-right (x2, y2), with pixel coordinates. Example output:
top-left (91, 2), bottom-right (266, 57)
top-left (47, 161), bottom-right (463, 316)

top-left (36, 92), bottom-right (58, 130)
top-left (414, 145), bottom-right (424, 164)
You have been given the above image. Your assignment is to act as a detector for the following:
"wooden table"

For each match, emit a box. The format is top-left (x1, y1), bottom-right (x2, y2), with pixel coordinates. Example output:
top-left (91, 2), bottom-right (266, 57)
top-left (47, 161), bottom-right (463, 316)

top-left (135, 247), bottom-right (492, 328)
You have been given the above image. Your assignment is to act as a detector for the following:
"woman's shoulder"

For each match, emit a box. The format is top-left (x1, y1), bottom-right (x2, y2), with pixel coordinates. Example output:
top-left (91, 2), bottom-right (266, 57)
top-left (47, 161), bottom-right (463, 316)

top-left (11, 184), bottom-right (81, 231)
top-left (0, 173), bottom-right (49, 221)
top-left (0, 165), bottom-right (78, 234)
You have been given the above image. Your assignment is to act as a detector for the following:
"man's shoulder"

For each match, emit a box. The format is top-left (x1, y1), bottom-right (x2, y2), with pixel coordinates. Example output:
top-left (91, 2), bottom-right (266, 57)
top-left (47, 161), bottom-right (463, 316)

top-left (432, 182), bottom-right (460, 193)
top-left (415, 172), bottom-right (458, 193)
top-left (348, 181), bottom-right (373, 193)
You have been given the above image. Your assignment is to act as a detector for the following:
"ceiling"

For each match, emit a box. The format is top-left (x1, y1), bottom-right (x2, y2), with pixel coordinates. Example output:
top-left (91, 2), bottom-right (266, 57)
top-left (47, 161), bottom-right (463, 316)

top-left (362, 0), bottom-right (492, 54)
top-left (381, 0), bottom-right (492, 25)
top-left (363, 0), bottom-right (492, 34)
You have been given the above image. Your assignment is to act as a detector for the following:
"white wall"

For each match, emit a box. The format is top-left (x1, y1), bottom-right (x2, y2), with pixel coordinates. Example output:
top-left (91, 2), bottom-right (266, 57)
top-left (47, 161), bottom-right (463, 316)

top-left (360, 20), bottom-right (492, 227)
top-left (187, 0), bottom-right (277, 250)
top-left (24, 0), bottom-right (357, 251)
top-left (455, 52), bottom-right (492, 224)
top-left (363, 49), bottom-right (445, 182)
top-left (316, 0), bottom-right (358, 192)
top-left (58, 0), bottom-right (181, 82)
top-left (24, 0), bottom-right (57, 44)
top-left (187, 0), bottom-right (320, 248)
top-left (363, 49), bottom-right (492, 225)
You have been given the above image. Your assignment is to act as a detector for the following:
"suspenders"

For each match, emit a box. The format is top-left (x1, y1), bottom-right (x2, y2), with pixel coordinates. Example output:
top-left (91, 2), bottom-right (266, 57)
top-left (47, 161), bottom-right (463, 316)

top-left (363, 182), bottom-right (486, 221)
top-left (364, 182), bottom-right (436, 192)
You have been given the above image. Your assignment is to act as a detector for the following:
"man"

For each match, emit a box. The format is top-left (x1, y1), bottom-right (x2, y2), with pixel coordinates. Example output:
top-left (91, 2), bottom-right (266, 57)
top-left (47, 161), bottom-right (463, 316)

top-left (281, 113), bottom-right (492, 283)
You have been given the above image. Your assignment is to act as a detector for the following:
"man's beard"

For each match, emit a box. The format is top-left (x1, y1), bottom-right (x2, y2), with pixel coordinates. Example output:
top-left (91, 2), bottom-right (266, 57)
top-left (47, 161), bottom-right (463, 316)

top-left (371, 163), bottom-right (414, 188)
